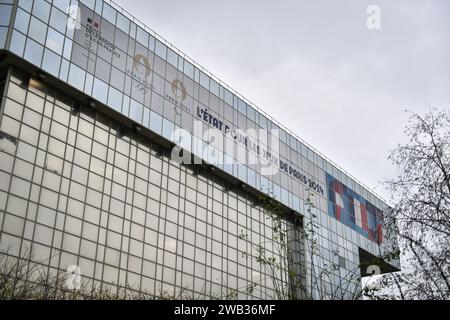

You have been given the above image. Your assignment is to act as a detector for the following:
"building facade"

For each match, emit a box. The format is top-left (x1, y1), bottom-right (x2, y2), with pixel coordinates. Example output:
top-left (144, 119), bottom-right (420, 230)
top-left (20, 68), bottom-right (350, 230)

top-left (0, 0), bottom-right (400, 299)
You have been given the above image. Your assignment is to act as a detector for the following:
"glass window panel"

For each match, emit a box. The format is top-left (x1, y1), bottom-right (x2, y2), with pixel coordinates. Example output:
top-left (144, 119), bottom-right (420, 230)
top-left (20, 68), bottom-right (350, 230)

top-left (143, 107), bottom-right (150, 128)
top-left (224, 88), bottom-right (233, 106)
top-left (46, 27), bottom-right (64, 55)
top-left (60, 58), bottom-right (70, 81)
top-left (102, 2), bottom-right (116, 25)
top-left (20, 124), bottom-right (39, 146)
top-left (136, 26), bottom-right (149, 46)
top-left (0, 5), bottom-right (12, 26)
top-left (155, 40), bottom-right (166, 59)
top-left (108, 86), bottom-right (123, 112)
top-left (42, 48), bottom-right (61, 77)
top-left (183, 60), bottom-right (194, 79)
top-left (63, 38), bottom-right (72, 60)
top-left (129, 20), bottom-right (136, 39)
top-left (24, 38), bottom-right (44, 66)
top-left (14, 8), bottom-right (30, 34)
top-left (199, 71), bottom-right (209, 90)
top-left (18, 0), bottom-right (32, 12)
top-left (0, 27), bottom-right (6, 48)
top-left (62, 233), bottom-right (80, 254)
top-left (97, 21), bottom-right (114, 63)
top-left (68, 63), bottom-right (86, 91)
top-left (194, 67), bottom-right (200, 83)
top-left (49, 6), bottom-right (67, 34)
top-left (71, 42), bottom-right (88, 70)
top-left (129, 99), bottom-right (143, 124)
top-left (5, 195), bottom-right (28, 218)
top-left (28, 16), bottom-right (47, 44)
top-left (23, 107), bottom-right (42, 130)
top-left (121, 94), bottom-right (129, 117)
top-left (95, 57), bottom-right (111, 83)
top-left (162, 118), bottom-right (174, 141)
top-left (167, 48), bottom-right (177, 67)
top-left (94, 0), bottom-right (103, 15)
top-left (32, 0), bottom-right (50, 23)
top-left (54, 105), bottom-right (70, 124)
top-left (116, 12), bottom-right (129, 34)
top-left (149, 111), bottom-right (162, 134)
top-left (53, 0), bottom-right (70, 13)
top-left (210, 79), bottom-right (219, 97)
top-left (92, 78), bottom-right (108, 104)
top-left (113, 29), bottom-right (128, 54)
top-left (247, 106), bottom-right (256, 121)
top-left (3, 97), bottom-right (24, 122)
top-left (10, 30), bottom-right (26, 56)
top-left (237, 98), bottom-right (246, 115)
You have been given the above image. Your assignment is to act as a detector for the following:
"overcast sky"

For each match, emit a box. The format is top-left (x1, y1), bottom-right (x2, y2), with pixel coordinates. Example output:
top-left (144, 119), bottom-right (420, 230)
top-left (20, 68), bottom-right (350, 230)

top-left (114, 0), bottom-right (450, 202)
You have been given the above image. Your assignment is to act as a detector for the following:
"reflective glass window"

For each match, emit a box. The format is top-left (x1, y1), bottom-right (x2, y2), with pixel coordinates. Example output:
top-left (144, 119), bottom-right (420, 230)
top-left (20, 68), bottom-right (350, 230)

top-left (114, 28), bottom-right (128, 53)
top-left (108, 86), bottom-right (123, 112)
top-left (199, 71), bottom-right (209, 90)
top-left (63, 38), bottom-right (72, 60)
top-left (136, 26), bottom-right (149, 46)
top-left (68, 63), bottom-right (86, 91)
top-left (84, 72), bottom-right (93, 95)
top-left (247, 106), bottom-right (256, 122)
top-left (129, 99), bottom-right (143, 124)
top-left (24, 38), bottom-right (44, 66)
top-left (46, 27), bottom-right (64, 55)
top-left (53, 0), bottom-right (70, 13)
top-left (49, 6), bottom-right (67, 34)
top-left (81, 0), bottom-right (95, 11)
top-left (95, 57), bottom-right (111, 83)
top-left (116, 12), bottom-right (129, 34)
top-left (28, 16), bottom-right (47, 45)
top-left (149, 111), bottom-right (162, 134)
top-left (0, 27), bottom-right (6, 48)
top-left (18, 0), bottom-right (32, 13)
top-left (237, 98), bottom-right (246, 115)
top-left (155, 40), bottom-right (166, 59)
top-left (210, 79), bottom-right (219, 97)
top-left (110, 66), bottom-right (124, 91)
top-left (162, 118), bottom-right (174, 141)
top-left (32, 0), bottom-right (50, 23)
top-left (224, 88), bottom-right (233, 106)
top-left (102, 2), bottom-right (116, 25)
top-left (121, 94), bottom-right (129, 117)
top-left (14, 8), bottom-right (30, 35)
top-left (92, 78), bottom-right (108, 104)
top-left (167, 48), bottom-right (177, 67)
top-left (183, 60), bottom-right (194, 79)
top-left (0, 4), bottom-right (12, 26)
top-left (59, 58), bottom-right (70, 82)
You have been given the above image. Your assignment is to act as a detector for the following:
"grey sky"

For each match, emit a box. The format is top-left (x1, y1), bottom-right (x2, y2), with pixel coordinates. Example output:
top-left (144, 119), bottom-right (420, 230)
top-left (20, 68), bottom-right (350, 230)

top-left (114, 0), bottom-right (450, 201)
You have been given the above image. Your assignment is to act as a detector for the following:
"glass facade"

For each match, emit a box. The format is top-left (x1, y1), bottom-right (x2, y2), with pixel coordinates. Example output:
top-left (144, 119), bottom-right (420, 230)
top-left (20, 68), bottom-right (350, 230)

top-left (0, 0), bottom-right (400, 299)
top-left (0, 70), bottom-right (306, 298)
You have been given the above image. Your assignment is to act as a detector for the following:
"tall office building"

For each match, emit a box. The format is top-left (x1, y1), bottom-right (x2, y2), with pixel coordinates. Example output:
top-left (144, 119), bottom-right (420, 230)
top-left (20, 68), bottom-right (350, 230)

top-left (0, 0), bottom-right (400, 299)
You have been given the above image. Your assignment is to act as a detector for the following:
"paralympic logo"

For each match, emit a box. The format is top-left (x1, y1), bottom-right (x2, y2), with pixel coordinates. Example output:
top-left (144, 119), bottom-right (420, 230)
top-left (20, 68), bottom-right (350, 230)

top-left (168, 79), bottom-right (191, 115)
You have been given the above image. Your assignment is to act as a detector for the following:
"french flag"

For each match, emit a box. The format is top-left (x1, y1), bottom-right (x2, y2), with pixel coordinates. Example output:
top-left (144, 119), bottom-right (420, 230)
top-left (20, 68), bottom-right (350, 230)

top-left (87, 17), bottom-right (99, 28)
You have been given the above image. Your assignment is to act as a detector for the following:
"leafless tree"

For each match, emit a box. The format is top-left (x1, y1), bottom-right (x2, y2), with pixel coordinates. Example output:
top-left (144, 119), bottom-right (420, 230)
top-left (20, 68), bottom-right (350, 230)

top-left (373, 108), bottom-right (450, 300)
